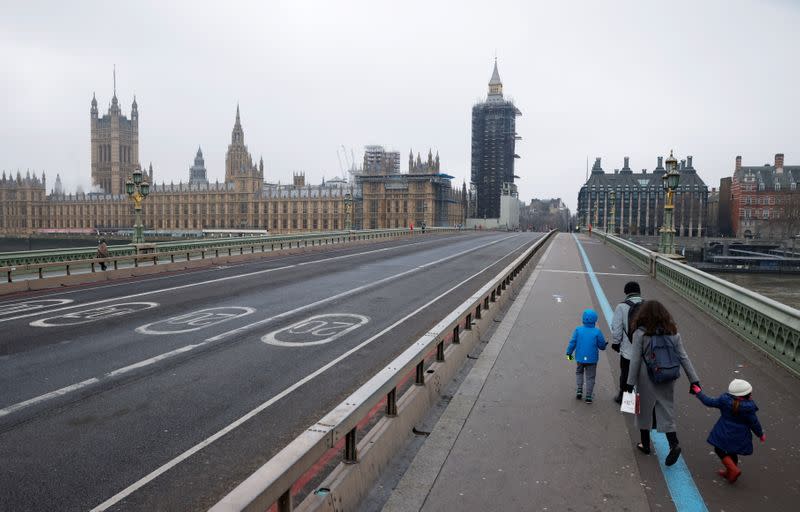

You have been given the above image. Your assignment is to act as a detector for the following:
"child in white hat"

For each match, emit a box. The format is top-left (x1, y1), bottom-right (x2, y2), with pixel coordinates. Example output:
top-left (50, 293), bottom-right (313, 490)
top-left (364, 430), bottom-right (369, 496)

top-left (692, 379), bottom-right (764, 482)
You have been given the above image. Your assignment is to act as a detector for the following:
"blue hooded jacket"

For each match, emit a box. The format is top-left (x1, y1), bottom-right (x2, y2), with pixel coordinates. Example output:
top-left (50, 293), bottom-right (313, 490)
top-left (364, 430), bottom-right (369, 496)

top-left (566, 309), bottom-right (607, 364)
top-left (696, 391), bottom-right (763, 455)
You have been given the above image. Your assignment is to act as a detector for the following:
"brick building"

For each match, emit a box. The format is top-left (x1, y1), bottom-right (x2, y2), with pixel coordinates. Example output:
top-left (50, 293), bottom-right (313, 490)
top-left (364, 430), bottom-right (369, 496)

top-left (731, 153), bottom-right (800, 239)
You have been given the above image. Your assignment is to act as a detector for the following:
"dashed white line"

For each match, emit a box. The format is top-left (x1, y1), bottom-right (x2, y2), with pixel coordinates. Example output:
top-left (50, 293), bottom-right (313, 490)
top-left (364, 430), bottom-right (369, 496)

top-left (89, 236), bottom-right (535, 511)
top-left (0, 234), bottom-right (522, 420)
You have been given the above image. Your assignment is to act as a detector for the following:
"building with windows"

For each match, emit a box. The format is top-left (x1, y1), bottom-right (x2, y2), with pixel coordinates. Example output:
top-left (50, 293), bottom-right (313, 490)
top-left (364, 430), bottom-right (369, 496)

top-left (355, 147), bottom-right (465, 229)
top-left (731, 154), bottom-right (800, 239)
top-left (470, 60), bottom-right (521, 220)
top-left (577, 155), bottom-right (708, 237)
top-left (90, 86), bottom-right (141, 195)
top-left (0, 89), bottom-right (464, 235)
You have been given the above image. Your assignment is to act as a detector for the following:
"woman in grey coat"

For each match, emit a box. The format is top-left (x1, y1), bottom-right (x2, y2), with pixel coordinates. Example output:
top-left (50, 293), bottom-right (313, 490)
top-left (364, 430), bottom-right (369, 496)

top-left (626, 300), bottom-right (700, 466)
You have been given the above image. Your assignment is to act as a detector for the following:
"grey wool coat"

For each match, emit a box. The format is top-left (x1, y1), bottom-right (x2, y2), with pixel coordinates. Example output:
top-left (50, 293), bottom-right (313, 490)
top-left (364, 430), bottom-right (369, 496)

top-left (627, 328), bottom-right (700, 432)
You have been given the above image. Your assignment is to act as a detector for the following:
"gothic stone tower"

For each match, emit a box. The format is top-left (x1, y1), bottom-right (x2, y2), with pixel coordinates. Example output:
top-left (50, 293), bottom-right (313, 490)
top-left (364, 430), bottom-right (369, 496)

top-left (470, 59), bottom-right (521, 219)
top-left (225, 105), bottom-right (263, 193)
top-left (90, 74), bottom-right (139, 195)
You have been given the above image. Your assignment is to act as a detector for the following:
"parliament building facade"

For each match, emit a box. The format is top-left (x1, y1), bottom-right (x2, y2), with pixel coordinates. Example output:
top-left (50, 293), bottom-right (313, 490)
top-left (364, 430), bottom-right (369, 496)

top-left (1, 90), bottom-right (464, 235)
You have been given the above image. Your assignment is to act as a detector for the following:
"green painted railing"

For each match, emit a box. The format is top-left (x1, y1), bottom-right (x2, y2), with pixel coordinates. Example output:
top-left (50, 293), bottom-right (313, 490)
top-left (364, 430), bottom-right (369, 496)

top-left (587, 229), bottom-right (800, 376)
top-left (0, 228), bottom-right (453, 268)
top-left (0, 227), bottom-right (462, 284)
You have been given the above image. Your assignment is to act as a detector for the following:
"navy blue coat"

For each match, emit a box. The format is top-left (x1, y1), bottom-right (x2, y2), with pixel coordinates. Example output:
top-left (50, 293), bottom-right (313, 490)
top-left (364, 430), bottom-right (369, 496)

top-left (696, 391), bottom-right (763, 455)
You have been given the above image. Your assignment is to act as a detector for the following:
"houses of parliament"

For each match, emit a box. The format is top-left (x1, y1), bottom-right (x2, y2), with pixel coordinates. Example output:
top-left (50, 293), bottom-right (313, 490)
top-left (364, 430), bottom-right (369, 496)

top-left (0, 86), bottom-right (465, 236)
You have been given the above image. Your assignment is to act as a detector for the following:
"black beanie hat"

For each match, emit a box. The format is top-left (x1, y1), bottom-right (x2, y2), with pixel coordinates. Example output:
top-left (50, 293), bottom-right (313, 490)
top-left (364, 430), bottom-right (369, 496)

top-left (624, 281), bottom-right (640, 295)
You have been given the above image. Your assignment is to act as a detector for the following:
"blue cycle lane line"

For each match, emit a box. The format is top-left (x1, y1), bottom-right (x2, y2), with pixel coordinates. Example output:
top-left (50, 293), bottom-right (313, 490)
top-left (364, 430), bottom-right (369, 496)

top-left (572, 233), bottom-right (709, 512)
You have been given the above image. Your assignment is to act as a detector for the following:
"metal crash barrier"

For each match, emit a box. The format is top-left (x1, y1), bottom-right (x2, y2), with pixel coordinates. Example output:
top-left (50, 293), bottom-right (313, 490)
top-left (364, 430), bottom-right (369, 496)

top-left (210, 230), bottom-right (555, 512)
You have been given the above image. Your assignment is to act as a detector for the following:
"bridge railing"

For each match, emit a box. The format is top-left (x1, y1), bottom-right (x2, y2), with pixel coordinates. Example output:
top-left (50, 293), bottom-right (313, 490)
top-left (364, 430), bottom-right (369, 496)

top-left (209, 231), bottom-right (556, 512)
top-left (589, 229), bottom-right (800, 376)
top-left (0, 227), bottom-right (461, 284)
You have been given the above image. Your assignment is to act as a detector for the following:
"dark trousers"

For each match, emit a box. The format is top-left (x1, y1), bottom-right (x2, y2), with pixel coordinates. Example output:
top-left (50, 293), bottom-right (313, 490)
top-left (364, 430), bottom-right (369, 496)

top-left (714, 446), bottom-right (739, 464)
top-left (640, 408), bottom-right (679, 451)
top-left (618, 356), bottom-right (630, 394)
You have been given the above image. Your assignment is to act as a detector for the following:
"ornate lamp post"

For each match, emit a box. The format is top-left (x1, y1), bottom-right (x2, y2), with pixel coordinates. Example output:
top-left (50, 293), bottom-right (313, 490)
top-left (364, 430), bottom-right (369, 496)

top-left (609, 189), bottom-right (617, 235)
top-left (593, 197), bottom-right (599, 231)
top-left (344, 193), bottom-right (353, 231)
top-left (126, 166), bottom-right (150, 244)
top-left (659, 151), bottom-right (681, 254)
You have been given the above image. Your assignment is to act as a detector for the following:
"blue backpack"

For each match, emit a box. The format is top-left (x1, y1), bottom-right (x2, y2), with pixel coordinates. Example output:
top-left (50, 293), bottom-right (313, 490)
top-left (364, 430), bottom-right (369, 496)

top-left (643, 334), bottom-right (681, 384)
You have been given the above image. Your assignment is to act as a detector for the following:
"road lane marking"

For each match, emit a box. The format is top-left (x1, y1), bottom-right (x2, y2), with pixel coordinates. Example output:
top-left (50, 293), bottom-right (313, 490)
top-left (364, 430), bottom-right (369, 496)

top-left (263, 314), bottom-right (369, 347)
top-left (89, 236), bottom-right (539, 511)
top-left (0, 235), bottom-right (487, 324)
top-left (540, 269), bottom-right (647, 277)
top-left (135, 307), bottom-right (255, 335)
top-left (572, 233), bottom-right (708, 512)
top-left (0, 378), bottom-right (100, 418)
top-left (29, 302), bottom-right (159, 328)
top-left (1, 234), bottom-right (527, 421)
top-left (0, 299), bottom-right (74, 316)
top-left (204, 234), bottom-right (519, 342)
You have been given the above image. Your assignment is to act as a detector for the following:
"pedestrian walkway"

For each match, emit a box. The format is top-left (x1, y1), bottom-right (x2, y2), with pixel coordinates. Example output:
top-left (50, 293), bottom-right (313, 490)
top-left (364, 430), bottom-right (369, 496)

top-left (383, 233), bottom-right (800, 512)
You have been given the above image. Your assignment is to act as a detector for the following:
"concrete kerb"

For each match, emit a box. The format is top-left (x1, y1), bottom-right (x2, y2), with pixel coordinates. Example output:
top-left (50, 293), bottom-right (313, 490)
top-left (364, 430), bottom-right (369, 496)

top-left (292, 237), bottom-right (551, 512)
top-left (381, 238), bottom-right (552, 512)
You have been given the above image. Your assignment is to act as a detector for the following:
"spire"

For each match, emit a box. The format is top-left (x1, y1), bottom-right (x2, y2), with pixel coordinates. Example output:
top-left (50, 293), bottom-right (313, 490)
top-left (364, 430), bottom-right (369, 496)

top-left (197, 145), bottom-right (203, 158)
top-left (111, 65), bottom-right (118, 107)
top-left (487, 58), bottom-right (504, 100)
top-left (489, 58), bottom-right (502, 85)
top-left (236, 103), bottom-right (241, 125)
top-left (231, 104), bottom-right (244, 144)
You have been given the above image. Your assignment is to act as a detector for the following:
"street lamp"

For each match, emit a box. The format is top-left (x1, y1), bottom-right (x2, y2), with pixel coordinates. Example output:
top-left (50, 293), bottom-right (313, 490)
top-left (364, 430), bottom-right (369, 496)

top-left (609, 189), bottom-right (616, 235)
top-left (126, 165), bottom-right (150, 244)
top-left (344, 193), bottom-right (353, 231)
top-left (659, 150), bottom-right (681, 254)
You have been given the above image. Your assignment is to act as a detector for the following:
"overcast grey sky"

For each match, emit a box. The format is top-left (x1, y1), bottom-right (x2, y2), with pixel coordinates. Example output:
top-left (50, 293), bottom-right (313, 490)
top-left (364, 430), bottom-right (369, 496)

top-left (1, 0), bottom-right (798, 211)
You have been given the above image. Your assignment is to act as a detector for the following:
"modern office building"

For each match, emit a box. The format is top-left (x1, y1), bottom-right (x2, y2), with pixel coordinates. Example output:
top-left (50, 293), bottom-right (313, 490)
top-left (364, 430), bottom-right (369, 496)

top-left (470, 59), bottom-right (521, 219)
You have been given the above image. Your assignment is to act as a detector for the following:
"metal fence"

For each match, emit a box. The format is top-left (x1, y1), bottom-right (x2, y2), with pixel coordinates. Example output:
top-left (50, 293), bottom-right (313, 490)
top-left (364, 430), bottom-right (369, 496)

top-left (1, 228), bottom-right (460, 284)
top-left (210, 231), bottom-right (556, 512)
top-left (590, 229), bottom-right (800, 376)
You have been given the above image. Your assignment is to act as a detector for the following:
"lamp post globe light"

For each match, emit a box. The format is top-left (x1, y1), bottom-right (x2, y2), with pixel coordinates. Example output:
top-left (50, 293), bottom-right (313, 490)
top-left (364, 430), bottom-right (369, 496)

top-left (659, 150), bottom-right (681, 254)
top-left (609, 189), bottom-right (616, 235)
top-left (126, 165), bottom-right (150, 244)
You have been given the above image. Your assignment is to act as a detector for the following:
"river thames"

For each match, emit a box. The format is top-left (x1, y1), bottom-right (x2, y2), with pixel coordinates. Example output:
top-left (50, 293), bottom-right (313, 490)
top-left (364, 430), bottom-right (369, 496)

top-left (714, 272), bottom-right (800, 310)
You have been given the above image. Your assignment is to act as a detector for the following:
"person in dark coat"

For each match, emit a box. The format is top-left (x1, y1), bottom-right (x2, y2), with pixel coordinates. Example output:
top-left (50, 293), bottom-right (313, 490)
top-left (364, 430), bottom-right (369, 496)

top-left (693, 379), bottom-right (764, 483)
top-left (625, 300), bottom-right (700, 466)
top-left (96, 238), bottom-right (110, 271)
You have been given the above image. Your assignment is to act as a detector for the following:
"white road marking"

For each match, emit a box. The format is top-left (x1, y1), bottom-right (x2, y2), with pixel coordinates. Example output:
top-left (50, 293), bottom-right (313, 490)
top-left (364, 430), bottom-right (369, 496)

top-left (135, 307), bottom-right (255, 335)
top-left (0, 236), bottom-right (472, 324)
top-left (29, 302), bottom-right (159, 328)
top-left (205, 235), bottom-right (516, 342)
top-left (0, 378), bottom-right (100, 418)
top-left (0, 299), bottom-right (74, 317)
top-left (89, 236), bottom-right (536, 512)
top-left (263, 314), bottom-right (369, 347)
top-left (540, 269), bottom-right (646, 277)
top-left (0, 234), bottom-right (522, 419)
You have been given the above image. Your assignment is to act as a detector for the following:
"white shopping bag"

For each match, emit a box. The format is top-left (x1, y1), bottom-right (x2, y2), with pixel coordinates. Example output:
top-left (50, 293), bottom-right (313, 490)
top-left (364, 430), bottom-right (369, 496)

top-left (620, 390), bottom-right (640, 415)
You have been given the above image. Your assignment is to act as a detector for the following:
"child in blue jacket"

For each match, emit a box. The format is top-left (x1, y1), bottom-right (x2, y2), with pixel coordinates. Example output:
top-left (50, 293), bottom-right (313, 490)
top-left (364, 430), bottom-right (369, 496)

top-left (566, 309), bottom-right (607, 403)
top-left (692, 379), bottom-right (764, 483)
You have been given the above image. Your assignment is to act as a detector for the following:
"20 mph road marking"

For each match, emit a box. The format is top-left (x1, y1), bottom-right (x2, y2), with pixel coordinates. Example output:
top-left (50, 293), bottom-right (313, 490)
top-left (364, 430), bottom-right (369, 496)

top-left (1, 235), bottom-right (519, 420)
top-left (0, 237), bottom-right (448, 324)
top-left (90, 236), bottom-right (535, 512)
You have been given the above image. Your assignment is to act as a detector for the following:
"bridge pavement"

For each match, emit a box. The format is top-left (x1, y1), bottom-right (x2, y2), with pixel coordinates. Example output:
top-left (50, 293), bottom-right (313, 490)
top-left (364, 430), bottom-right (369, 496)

top-left (383, 233), bottom-right (800, 512)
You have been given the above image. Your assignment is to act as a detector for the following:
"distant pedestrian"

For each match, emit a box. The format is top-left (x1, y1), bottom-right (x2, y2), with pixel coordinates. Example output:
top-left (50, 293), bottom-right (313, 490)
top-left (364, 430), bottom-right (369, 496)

top-left (626, 300), bottom-right (700, 466)
top-left (96, 238), bottom-right (109, 271)
top-left (692, 379), bottom-right (764, 483)
top-left (566, 309), bottom-right (607, 404)
top-left (611, 281), bottom-right (644, 403)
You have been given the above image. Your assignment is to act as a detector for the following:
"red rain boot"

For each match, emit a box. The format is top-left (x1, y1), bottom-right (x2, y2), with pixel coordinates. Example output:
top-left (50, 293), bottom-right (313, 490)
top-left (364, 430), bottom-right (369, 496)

top-left (722, 456), bottom-right (741, 483)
